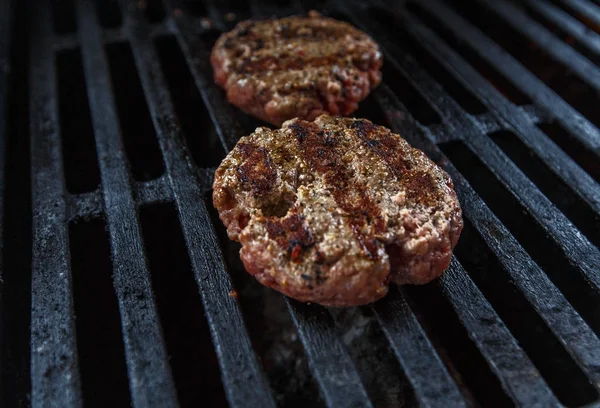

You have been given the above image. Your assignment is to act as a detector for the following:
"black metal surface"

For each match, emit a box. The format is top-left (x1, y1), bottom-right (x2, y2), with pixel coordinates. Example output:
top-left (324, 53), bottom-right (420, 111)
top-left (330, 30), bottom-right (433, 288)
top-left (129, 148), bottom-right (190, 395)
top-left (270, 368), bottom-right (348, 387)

top-left (2, 0), bottom-right (600, 406)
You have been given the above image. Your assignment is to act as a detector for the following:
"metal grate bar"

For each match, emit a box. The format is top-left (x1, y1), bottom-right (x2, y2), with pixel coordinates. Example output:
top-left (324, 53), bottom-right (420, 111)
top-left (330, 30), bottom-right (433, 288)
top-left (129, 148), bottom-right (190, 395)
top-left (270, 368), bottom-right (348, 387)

top-left (415, 0), bottom-right (600, 154)
top-left (439, 259), bottom-right (558, 406)
top-left (524, 0), bottom-right (600, 56)
top-left (379, 0), bottom-right (600, 218)
top-left (371, 289), bottom-right (466, 407)
top-left (286, 300), bottom-right (374, 408)
top-left (134, 175), bottom-right (175, 206)
top-left (75, 1), bottom-right (179, 406)
top-left (29, 2), bottom-right (82, 406)
top-left (375, 83), bottom-right (600, 392)
top-left (119, 2), bottom-right (276, 406)
top-left (482, 0), bottom-right (600, 91)
top-left (69, 190), bottom-right (105, 220)
top-left (559, 0), bottom-right (600, 27)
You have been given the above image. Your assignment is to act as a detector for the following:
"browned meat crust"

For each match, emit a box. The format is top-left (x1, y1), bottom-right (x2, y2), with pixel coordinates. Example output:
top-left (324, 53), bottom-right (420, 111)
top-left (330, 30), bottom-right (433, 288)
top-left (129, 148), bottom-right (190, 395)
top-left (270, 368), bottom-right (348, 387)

top-left (213, 116), bottom-right (463, 307)
top-left (210, 11), bottom-right (383, 126)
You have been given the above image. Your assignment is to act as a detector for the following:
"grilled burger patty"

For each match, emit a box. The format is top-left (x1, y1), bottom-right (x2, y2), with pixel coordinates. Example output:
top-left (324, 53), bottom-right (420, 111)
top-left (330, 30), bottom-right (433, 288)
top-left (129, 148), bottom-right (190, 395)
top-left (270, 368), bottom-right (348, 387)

top-left (210, 12), bottom-right (383, 126)
top-left (213, 116), bottom-right (463, 307)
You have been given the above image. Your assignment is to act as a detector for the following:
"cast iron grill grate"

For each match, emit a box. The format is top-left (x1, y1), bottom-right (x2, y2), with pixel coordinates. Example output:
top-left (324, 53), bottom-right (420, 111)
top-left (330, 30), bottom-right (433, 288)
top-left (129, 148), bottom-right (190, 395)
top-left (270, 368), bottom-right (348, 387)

top-left (2, 0), bottom-right (600, 407)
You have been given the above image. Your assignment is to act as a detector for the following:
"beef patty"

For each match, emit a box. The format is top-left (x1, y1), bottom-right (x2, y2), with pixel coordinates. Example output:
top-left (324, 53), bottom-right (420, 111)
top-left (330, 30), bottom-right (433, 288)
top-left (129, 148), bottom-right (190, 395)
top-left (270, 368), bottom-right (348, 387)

top-left (210, 11), bottom-right (383, 126)
top-left (213, 116), bottom-right (463, 306)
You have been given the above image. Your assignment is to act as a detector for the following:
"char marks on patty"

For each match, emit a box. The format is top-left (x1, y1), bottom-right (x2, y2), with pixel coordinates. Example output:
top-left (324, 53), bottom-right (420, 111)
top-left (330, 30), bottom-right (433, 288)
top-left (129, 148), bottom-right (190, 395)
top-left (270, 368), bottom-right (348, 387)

top-left (213, 115), bottom-right (463, 306)
top-left (211, 12), bottom-right (383, 126)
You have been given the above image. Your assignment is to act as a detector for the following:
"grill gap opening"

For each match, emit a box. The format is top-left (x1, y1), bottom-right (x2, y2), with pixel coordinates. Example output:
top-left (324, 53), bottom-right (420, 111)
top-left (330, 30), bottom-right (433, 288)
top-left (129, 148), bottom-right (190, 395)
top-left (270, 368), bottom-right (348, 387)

top-left (57, 48), bottom-right (102, 194)
top-left (182, 0), bottom-right (208, 17)
top-left (452, 218), bottom-right (599, 407)
top-left (440, 140), bottom-right (600, 340)
top-left (382, 64), bottom-right (441, 126)
top-left (70, 218), bottom-right (132, 408)
top-left (441, 0), bottom-right (600, 128)
top-left (367, 7), bottom-right (488, 115)
top-left (509, 1), bottom-right (600, 65)
top-left (105, 41), bottom-right (165, 181)
top-left (401, 285), bottom-right (511, 407)
top-left (1, 0), bottom-right (32, 404)
top-left (154, 35), bottom-right (225, 168)
top-left (200, 28), bottom-right (224, 51)
top-left (546, 0), bottom-right (600, 35)
top-left (94, 0), bottom-right (122, 28)
top-left (143, 0), bottom-right (166, 23)
top-left (536, 122), bottom-right (600, 183)
top-left (204, 193), bottom-right (325, 408)
top-left (331, 307), bottom-right (418, 407)
top-left (51, 0), bottom-right (77, 34)
top-left (140, 202), bottom-right (228, 408)
top-left (354, 93), bottom-right (392, 128)
top-left (489, 130), bottom-right (600, 247)
top-left (406, 2), bottom-right (533, 106)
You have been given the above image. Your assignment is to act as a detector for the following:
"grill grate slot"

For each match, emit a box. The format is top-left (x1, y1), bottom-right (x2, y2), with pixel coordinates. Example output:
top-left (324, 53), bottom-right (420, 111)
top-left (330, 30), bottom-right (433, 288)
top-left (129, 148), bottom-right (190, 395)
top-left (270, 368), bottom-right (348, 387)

top-left (154, 35), bottom-right (226, 168)
top-left (2, 0), bottom-right (599, 406)
top-left (141, 203), bottom-right (228, 408)
top-left (105, 41), bottom-right (166, 181)
top-left (57, 48), bottom-right (102, 194)
top-left (1, 0), bottom-right (32, 406)
top-left (94, 0), bottom-right (122, 28)
top-left (69, 218), bottom-right (132, 408)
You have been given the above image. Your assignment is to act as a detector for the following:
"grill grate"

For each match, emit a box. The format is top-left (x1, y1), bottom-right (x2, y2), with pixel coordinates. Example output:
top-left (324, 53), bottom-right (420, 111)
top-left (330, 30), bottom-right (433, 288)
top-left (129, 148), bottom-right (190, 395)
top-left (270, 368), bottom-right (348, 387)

top-left (2, 0), bottom-right (600, 406)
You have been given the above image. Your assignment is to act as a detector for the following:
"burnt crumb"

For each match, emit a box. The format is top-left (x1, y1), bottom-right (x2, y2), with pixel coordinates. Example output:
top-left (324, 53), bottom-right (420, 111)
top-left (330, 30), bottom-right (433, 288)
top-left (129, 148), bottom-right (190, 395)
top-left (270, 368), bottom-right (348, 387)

top-left (315, 267), bottom-right (327, 285)
top-left (368, 139), bottom-right (380, 146)
top-left (301, 274), bottom-right (313, 281)
top-left (255, 39), bottom-right (265, 50)
top-left (289, 122), bottom-right (309, 142)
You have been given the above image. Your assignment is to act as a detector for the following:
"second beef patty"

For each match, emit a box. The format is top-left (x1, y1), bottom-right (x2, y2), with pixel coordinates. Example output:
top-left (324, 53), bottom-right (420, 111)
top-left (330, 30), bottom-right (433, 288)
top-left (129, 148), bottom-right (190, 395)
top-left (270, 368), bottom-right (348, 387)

top-left (211, 11), bottom-right (383, 126)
